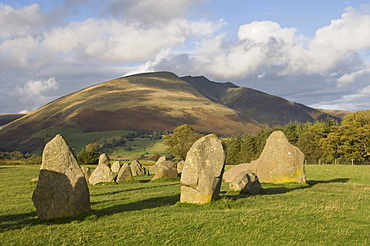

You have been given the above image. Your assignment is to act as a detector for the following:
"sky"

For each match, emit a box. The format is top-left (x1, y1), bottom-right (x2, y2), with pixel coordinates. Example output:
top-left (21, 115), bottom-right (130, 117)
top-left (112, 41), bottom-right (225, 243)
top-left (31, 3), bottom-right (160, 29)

top-left (1, 0), bottom-right (370, 114)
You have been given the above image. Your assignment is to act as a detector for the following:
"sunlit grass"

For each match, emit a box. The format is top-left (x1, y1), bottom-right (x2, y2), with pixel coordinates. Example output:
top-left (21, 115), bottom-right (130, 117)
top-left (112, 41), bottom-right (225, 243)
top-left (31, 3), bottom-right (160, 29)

top-left (0, 165), bottom-right (369, 245)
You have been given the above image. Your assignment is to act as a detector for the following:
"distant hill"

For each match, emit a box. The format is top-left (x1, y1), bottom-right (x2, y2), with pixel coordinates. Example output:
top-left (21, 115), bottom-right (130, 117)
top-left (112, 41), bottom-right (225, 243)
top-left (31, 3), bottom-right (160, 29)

top-left (0, 113), bottom-right (27, 126)
top-left (315, 108), bottom-right (352, 119)
top-left (0, 72), bottom-right (344, 153)
top-left (181, 76), bottom-right (342, 126)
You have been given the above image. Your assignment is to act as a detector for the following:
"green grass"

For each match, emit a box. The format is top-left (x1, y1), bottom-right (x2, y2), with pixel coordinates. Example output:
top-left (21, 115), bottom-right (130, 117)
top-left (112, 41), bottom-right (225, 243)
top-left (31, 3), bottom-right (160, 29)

top-left (30, 127), bottom-right (136, 154)
top-left (0, 165), bottom-right (369, 245)
top-left (112, 138), bottom-right (167, 156)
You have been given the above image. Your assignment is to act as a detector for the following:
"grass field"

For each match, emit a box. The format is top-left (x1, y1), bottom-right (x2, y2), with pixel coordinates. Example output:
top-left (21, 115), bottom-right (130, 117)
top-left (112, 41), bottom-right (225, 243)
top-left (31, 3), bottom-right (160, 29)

top-left (0, 165), bottom-right (369, 245)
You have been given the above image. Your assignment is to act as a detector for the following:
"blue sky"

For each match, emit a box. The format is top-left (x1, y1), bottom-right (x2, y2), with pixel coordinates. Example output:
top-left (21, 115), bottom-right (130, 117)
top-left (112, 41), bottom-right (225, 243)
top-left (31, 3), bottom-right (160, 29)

top-left (1, 0), bottom-right (370, 113)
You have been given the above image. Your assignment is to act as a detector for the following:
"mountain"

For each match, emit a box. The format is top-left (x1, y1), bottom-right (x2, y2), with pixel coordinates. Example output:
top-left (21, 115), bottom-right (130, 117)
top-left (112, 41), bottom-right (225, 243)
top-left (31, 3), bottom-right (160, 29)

top-left (181, 76), bottom-right (342, 125)
top-left (0, 72), bottom-right (342, 153)
top-left (315, 108), bottom-right (352, 119)
top-left (0, 113), bottom-right (27, 126)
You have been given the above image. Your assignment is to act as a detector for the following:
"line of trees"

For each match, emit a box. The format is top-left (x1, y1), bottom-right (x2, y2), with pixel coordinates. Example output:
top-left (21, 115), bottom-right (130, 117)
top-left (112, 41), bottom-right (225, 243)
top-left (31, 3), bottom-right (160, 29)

top-left (0, 151), bottom-right (42, 165)
top-left (225, 110), bottom-right (370, 165)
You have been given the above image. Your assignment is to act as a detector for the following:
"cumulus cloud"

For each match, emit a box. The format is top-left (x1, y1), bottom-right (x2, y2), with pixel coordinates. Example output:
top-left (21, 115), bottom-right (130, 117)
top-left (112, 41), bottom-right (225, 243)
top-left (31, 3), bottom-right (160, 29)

top-left (12, 78), bottom-right (59, 112)
top-left (104, 0), bottom-right (209, 24)
top-left (0, 3), bottom-right (52, 39)
top-left (0, 1), bottom-right (370, 113)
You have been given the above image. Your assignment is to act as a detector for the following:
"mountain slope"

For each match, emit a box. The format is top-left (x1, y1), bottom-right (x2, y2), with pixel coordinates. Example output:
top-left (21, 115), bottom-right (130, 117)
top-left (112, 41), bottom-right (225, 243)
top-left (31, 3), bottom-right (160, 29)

top-left (0, 113), bottom-right (27, 126)
top-left (0, 72), bottom-right (261, 152)
top-left (181, 76), bottom-right (340, 126)
top-left (0, 71), bottom-right (345, 153)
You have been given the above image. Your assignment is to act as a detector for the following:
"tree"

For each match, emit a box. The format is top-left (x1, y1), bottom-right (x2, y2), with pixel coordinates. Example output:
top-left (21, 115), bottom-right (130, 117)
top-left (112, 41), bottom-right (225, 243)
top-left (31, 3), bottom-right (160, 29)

top-left (163, 124), bottom-right (204, 160)
top-left (296, 119), bottom-right (338, 163)
top-left (322, 110), bottom-right (370, 162)
top-left (225, 135), bottom-right (243, 165)
top-left (77, 142), bottom-right (100, 165)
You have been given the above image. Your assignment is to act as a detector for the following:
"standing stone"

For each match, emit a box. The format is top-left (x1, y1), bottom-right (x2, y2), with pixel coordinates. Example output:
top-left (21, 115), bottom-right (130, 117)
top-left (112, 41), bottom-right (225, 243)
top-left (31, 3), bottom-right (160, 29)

top-left (99, 153), bottom-right (111, 167)
top-left (180, 134), bottom-right (226, 204)
top-left (80, 166), bottom-right (91, 182)
top-left (176, 160), bottom-right (185, 175)
top-left (149, 156), bottom-right (174, 175)
top-left (89, 154), bottom-right (114, 185)
top-left (151, 167), bottom-right (178, 181)
top-left (111, 161), bottom-right (121, 172)
top-left (229, 171), bottom-right (262, 195)
top-left (130, 160), bottom-right (146, 176)
top-left (32, 134), bottom-right (91, 220)
top-left (224, 131), bottom-right (306, 184)
top-left (116, 163), bottom-right (133, 182)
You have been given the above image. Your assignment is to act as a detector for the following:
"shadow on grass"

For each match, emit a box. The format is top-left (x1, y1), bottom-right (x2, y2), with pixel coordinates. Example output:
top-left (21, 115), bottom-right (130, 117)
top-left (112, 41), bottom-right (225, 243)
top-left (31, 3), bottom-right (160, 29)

top-left (0, 210), bottom-right (96, 233)
top-left (260, 178), bottom-right (350, 195)
top-left (94, 194), bottom-right (180, 217)
top-left (92, 183), bottom-right (178, 197)
top-left (0, 194), bottom-right (180, 232)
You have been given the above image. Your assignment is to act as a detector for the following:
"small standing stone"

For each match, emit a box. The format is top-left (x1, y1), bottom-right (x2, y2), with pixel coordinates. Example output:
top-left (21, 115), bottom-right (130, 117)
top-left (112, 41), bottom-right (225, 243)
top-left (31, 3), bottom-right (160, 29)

top-left (111, 161), bottom-right (121, 172)
top-left (32, 134), bottom-right (91, 219)
top-left (176, 160), bottom-right (185, 175)
top-left (229, 171), bottom-right (262, 195)
top-left (80, 166), bottom-right (91, 182)
top-left (89, 154), bottom-right (114, 185)
top-left (151, 167), bottom-right (178, 180)
top-left (99, 153), bottom-right (111, 167)
top-left (130, 160), bottom-right (146, 176)
top-left (180, 134), bottom-right (226, 204)
top-left (116, 163), bottom-right (133, 182)
top-left (149, 156), bottom-right (174, 175)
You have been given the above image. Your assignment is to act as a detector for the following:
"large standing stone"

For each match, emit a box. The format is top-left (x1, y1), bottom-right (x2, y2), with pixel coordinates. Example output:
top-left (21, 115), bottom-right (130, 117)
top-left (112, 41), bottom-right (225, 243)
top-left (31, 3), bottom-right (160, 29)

top-left (111, 161), bottom-right (121, 172)
top-left (224, 131), bottom-right (306, 184)
top-left (130, 160), bottom-right (146, 176)
top-left (116, 163), bottom-right (133, 182)
top-left (89, 154), bottom-right (114, 185)
top-left (149, 156), bottom-right (174, 175)
top-left (180, 134), bottom-right (226, 204)
top-left (32, 134), bottom-right (91, 220)
top-left (229, 171), bottom-right (262, 195)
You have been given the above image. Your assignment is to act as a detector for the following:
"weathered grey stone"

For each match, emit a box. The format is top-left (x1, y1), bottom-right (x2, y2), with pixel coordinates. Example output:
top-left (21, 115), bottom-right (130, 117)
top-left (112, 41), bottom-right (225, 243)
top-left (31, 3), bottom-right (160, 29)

top-left (111, 161), bottom-right (121, 172)
top-left (151, 167), bottom-right (178, 180)
top-left (176, 160), bottom-right (184, 174)
top-left (32, 134), bottom-right (91, 220)
top-left (80, 166), bottom-right (91, 182)
top-left (116, 163), bottom-right (133, 182)
top-left (229, 171), bottom-right (262, 195)
top-left (130, 160), bottom-right (146, 176)
top-left (224, 131), bottom-right (306, 184)
top-left (223, 163), bottom-right (250, 183)
top-left (149, 156), bottom-right (174, 175)
top-left (89, 154), bottom-right (114, 185)
top-left (180, 134), bottom-right (226, 204)
top-left (99, 153), bottom-right (111, 167)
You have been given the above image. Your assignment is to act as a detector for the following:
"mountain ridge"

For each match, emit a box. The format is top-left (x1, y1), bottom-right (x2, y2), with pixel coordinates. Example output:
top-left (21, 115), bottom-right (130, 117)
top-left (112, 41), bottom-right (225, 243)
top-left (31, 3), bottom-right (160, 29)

top-left (0, 71), bottom-right (347, 153)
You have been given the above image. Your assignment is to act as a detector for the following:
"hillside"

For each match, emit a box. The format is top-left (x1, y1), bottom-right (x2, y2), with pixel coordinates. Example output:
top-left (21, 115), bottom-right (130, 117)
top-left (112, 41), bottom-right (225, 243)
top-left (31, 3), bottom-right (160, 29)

top-left (181, 76), bottom-right (341, 126)
top-left (0, 71), bottom-right (343, 153)
top-left (0, 113), bottom-right (27, 126)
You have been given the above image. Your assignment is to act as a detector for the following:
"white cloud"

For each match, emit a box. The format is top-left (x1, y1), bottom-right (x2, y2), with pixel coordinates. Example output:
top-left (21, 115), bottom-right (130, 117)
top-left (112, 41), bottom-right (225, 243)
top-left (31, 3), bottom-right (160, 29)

top-left (337, 68), bottom-right (370, 86)
top-left (104, 0), bottom-right (209, 24)
top-left (0, 3), bottom-right (52, 39)
top-left (12, 78), bottom-right (59, 111)
top-left (1, 1), bottom-right (370, 113)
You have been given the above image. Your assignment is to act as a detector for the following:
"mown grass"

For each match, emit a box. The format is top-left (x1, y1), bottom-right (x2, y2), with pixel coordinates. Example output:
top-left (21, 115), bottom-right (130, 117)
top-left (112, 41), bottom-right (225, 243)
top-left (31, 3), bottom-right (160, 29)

top-left (0, 165), bottom-right (369, 245)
